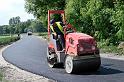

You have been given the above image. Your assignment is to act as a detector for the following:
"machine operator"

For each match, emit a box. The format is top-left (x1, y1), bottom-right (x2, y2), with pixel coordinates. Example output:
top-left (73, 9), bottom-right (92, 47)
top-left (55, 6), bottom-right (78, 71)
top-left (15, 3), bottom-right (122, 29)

top-left (50, 17), bottom-right (65, 51)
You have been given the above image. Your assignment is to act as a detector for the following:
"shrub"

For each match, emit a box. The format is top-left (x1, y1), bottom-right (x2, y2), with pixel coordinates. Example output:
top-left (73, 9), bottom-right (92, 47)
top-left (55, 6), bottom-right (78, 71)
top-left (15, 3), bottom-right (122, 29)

top-left (0, 36), bottom-right (20, 45)
top-left (38, 32), bottom-right (47, 36)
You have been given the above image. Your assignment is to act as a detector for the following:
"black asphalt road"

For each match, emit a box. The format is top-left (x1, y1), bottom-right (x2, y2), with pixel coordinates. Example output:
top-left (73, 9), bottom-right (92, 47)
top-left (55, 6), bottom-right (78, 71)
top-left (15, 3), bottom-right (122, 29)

top-left (2, 35), bottom-right (124, 82)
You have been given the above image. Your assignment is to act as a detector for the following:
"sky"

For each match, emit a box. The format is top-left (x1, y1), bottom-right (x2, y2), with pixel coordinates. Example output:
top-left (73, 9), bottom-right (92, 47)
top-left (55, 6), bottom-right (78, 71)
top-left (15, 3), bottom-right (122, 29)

top-left (0, 0), bottom-right (34, 25)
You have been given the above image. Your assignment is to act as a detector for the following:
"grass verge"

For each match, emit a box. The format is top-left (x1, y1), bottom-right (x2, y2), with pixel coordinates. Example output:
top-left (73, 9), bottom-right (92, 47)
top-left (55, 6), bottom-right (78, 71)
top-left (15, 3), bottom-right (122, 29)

top-left (0, 71), bottom-right (7, 82)
top-left (98, 42), bottom-right (124, 55)
top-left (0, 71), bottom-right (3, 81)
top-left (0, 35), bottom-right (20, 46)
top-left (37, 32), bottom-right (48, 39)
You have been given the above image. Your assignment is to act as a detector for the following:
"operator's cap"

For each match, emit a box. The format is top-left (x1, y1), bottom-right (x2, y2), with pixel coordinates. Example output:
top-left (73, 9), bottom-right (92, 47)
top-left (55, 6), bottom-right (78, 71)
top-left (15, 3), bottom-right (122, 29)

top-left (50, 19), bottom-right (55, 25)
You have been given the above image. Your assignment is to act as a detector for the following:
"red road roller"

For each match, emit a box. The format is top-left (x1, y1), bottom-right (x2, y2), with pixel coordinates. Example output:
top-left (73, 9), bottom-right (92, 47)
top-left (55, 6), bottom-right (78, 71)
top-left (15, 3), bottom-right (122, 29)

top-left (47, 10), bottom-right (101, 74)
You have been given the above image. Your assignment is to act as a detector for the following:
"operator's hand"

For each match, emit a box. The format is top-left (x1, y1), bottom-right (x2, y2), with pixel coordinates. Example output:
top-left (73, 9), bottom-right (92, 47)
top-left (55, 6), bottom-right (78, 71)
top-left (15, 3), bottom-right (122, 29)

top-left (53, 32), bottom-right (57, 36)
top-left (63, 26), bottom-right (67, 31)
top-left (52, 32), bottom-right (57, 40)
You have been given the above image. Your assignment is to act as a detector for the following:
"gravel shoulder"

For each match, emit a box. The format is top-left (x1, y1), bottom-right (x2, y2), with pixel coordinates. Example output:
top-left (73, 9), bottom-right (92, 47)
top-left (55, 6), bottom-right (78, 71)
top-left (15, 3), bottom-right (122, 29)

top-left (100, 53), bottom-right (124, 60)
top-left (0, 46), bottom-right (55, 82)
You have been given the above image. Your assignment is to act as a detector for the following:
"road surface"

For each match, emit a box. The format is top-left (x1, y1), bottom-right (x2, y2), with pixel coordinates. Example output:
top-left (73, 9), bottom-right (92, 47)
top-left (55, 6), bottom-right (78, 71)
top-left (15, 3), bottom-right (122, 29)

top-left (2, 35), bottom-right (124, 82)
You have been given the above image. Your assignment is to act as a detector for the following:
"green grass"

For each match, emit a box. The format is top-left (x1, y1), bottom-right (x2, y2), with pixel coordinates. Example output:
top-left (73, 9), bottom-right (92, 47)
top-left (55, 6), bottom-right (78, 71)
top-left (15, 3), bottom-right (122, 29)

top-left (0, 71), bottom-right (14, 82)
top-left (38, 32), bottom-right (48, 39)
top-left (0, 36), bottom-right (10, 38)
top-left (0, 71), bottom-right (3, 81)
top-left (0, 35), bottom-right (20, 45)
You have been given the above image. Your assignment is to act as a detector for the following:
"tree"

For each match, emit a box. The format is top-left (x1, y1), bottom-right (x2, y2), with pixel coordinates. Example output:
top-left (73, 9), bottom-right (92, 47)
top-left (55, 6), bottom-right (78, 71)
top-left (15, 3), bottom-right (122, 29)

top-left (0, 25), bottom-right (10, 35)
top-left (9, 16), bottom-right (20, 25)
top-left (30, 20), bottom-right (47, 32)
top-left (24, 0), bottom-right (124, 45)
top-left (25, 0), bottom-right (66, 26)
top-left (9, 16), bottom-right (21, 35)
top-left (111, 1), bottom-right (124, 41)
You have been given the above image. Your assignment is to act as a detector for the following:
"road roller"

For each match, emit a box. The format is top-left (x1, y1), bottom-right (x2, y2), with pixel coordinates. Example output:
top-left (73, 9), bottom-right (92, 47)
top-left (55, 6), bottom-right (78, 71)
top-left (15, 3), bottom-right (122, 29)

top-left (47, 10), bottom-right (101, 74)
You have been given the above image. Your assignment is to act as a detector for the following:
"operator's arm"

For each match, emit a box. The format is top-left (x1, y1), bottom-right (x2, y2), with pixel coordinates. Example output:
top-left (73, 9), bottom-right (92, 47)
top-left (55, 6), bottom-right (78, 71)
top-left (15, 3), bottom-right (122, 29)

top-left (60, 22), bottom-right (65, 27)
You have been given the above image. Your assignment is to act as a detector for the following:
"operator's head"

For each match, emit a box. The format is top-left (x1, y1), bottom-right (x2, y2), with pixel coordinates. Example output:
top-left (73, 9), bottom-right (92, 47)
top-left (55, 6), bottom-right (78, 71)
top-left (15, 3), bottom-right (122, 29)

top-left (50, 19), bottom-right (57, 27)
top-left (52, 14), bottom-right (62, 22)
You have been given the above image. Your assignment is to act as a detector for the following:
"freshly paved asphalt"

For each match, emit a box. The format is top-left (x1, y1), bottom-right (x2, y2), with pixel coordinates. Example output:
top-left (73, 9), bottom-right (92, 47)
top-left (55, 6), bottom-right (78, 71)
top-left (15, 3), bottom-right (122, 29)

top-left (2, 35), bottom-right (124, 82)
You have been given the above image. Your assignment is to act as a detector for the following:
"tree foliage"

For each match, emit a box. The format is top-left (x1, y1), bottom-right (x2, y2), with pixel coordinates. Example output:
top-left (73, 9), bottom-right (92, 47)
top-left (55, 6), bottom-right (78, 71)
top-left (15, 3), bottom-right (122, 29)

top-left (65, 0), bottom-right (124, 45)
top-left (25, 0), bottom-right (65, 26)
top-left (9, 16), bottom-right (20, 25)
top-left (25, 0), bottom-right (124, 45)
top-left (0, 17), bottom-right (46, 35)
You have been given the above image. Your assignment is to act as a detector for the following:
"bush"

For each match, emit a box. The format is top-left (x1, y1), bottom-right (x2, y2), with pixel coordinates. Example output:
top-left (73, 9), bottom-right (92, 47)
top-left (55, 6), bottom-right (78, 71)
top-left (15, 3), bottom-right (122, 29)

top-left (0, 36), bottom-right (20, 45)
top-left (38, 32), bottom-right (47, 36)
top-left (65, 0), bottom-right (124, 45)
top-left (38, 32), bottom-right (48, 39)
